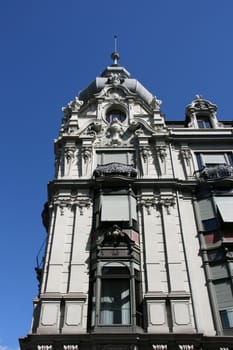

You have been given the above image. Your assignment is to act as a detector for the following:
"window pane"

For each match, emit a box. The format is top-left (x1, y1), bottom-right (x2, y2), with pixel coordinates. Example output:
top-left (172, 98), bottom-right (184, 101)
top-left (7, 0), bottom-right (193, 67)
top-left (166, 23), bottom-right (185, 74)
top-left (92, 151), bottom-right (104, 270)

top-left (215, 197), bottom-right (233, 223)
top-left (202, 154), bottom-right (226, 165)
top-left (220, 309), bottom-right (233, 328)
top-left (101, 195), bottom-right (129, 221)
top-left (202, 218), bottom-right (218, 231)
top-left (100, 279), bottom-right (130, 324)
top-left (197, 117), bottom-right (211, 128)
top-left (198, 199), bottom-right (215, 220)
top-left (214, 280), bottom-right (233, 309)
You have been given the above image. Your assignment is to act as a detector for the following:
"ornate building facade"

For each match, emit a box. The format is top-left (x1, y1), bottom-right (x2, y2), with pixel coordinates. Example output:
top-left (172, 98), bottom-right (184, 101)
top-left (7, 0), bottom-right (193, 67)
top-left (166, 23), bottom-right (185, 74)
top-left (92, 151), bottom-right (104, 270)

top-left (20, 53), bottom-right (233, 350)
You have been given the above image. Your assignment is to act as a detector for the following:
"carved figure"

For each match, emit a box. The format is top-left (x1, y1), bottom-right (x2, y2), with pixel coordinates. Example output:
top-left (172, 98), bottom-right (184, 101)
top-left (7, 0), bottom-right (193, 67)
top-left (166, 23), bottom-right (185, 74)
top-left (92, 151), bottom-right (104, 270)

top-left (107, 119), bottom-right (124, 145)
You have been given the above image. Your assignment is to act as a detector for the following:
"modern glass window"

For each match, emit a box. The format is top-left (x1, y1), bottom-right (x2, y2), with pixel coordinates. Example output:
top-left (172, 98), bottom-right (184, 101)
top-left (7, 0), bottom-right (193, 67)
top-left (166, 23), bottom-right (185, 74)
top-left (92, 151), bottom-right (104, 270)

top-left (106, 110), bottom-right (126, 123)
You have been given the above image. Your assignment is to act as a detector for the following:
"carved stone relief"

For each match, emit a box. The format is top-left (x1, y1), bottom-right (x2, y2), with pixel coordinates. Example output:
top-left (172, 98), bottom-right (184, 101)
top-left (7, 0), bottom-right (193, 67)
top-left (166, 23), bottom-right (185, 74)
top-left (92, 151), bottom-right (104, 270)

top-left (152, 345), bottom-right (167, 350)
top-left (51, 196), bottom-right (92, 216)
top-left (63, 346), bottom-right (79, 350)
top-left (155, 145), bottom-right (167, 175)
top-left (180, 147), bottom-right (193, 177)
top-left (37, 346), bottom-right (52, 350)
top-left (157, 195), bottom-right (176, 215)
top-left (178, 345), bottom-right (194, 350)
top-left (141, 195), bottom-right (176, 215)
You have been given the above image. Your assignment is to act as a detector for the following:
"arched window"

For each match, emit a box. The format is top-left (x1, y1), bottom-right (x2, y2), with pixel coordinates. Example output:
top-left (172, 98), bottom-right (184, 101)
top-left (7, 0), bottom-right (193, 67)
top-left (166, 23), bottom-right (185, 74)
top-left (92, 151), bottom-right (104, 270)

top-left (106, 109), bottom-right (126, 123)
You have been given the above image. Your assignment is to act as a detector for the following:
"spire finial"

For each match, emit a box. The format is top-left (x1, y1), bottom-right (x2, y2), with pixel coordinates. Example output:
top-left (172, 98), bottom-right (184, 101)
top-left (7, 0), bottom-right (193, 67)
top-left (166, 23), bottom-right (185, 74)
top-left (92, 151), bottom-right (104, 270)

top-left (111, 34), bottom-right (120, 65)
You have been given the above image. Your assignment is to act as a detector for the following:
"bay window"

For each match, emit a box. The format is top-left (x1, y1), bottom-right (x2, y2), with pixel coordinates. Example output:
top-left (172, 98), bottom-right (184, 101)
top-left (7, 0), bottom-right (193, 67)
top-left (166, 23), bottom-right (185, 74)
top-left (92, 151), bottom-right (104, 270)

top-left (100, 266), bottom-right (130, 325)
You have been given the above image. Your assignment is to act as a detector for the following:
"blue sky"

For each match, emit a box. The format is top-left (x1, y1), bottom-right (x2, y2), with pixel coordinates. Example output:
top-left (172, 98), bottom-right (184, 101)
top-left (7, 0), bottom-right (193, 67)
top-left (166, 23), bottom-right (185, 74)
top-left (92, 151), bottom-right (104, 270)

top-left (0, 0), bottom-right (233, 348)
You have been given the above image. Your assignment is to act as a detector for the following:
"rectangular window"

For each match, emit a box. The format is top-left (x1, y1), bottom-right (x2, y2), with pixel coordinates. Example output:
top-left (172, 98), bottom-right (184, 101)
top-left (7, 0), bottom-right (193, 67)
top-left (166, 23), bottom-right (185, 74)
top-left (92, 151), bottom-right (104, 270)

top-left (220, 309), bottom-right (233, 329)
top-left (196, 152), bottom-right (233, 169)
top-left (202, 218), bottom-right (218, 231)
top-left (100, 194), bottom-right (137, 224)
top-left (100, 279), bottom-right (130, 324)
top-left (198, 198), bottom-right (219, 232)
top-left (97, 151), bottom-right (135, 166)
top-left (102, 195), bottom-right (129, 221)
top-left (197, 116), bottom-right (211, 128)
top-left (214, 197), bottom-right (233, 223)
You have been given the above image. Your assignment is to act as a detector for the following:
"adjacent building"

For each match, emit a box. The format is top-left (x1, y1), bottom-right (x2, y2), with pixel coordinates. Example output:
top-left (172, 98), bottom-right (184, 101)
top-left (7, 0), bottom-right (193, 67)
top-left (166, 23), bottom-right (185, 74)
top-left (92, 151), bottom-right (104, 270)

top-left (19, 52), bottom-right (233, 350)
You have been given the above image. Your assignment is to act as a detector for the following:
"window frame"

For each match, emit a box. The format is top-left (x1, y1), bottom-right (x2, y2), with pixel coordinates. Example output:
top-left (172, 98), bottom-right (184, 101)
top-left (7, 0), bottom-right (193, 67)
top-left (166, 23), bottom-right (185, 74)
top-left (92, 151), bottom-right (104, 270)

top-left (90, 262), bottom-right (142, 329)
top-left (196, 152), bottom-right (233, 169)
top-left (196, 115), bottom-right (212, 128)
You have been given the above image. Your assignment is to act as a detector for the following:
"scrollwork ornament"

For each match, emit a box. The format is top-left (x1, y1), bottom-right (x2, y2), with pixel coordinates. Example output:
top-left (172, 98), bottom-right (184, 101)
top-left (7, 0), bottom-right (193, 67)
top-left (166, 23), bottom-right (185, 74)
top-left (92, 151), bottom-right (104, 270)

top-left (81, 147), bottom-right (92, 163)
top-left (107, 72), bottom-right (125, 85)
top-left (140, 146), bottom-right (150, 163)
top-left (64, 147), bottom-right (76, 162)
top-left (156, 145), bottom-right (167, 162)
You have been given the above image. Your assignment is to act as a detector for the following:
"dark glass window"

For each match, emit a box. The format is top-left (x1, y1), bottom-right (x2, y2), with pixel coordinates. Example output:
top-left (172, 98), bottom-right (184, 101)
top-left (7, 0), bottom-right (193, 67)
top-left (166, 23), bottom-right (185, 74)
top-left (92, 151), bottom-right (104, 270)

top-left (202, 218), bottom-right (219, 231)
top-left (100, 279), bottom-right (130, 324)
top-left (106, 110), bottom-right (126, 123)
top-left (197, 116), bottom-right (211, 128)
top-left (220, 309), bottom-right (233, 329)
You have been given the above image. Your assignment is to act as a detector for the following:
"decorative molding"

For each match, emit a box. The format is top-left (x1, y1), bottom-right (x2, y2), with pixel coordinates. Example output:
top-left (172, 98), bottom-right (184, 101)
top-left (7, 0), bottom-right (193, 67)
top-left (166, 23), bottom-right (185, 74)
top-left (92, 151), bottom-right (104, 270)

top-left (152, 345), bottom-right (167, 350)
top-left (219, 347), bottom-right (229, 350)
top-left (155, 145), bottom-right (167, 162)
top-left (76, 198), bottom-right (91, 215)
top-left (157, 195), bottom-right (176, 215)
top-left (64, 147), bottom-right (76, 176)
top-left (140, 146), bottom-right (151, 163)
top-left (37, 346), bottom-right (52, 350)
top-left (64, 147), bottom-right (76, 162)
top-left (64, 345), bottom-right (79, 350)
top-left (180, 148), bottom-right (192, 166)
top-left (52, 196), bottom-right (92, 216)
top-left (178, 345), bottom-right (194, 350)
top-left (150, 96), bottom-right (162, 111)
top-left (81, 147), bottom-right (92, 163)
top-left (107, 72), bottom-right (125, 85)
top-left (140, 197), bottom-right (157, 215)
top-left (106, 119), bottom-right (124, 145)
top-left (62, 97), bottom-right (84, 113)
